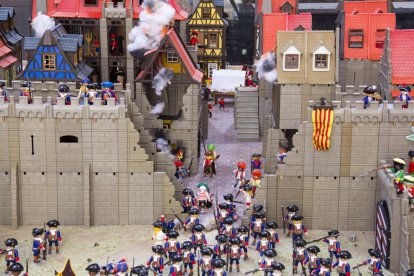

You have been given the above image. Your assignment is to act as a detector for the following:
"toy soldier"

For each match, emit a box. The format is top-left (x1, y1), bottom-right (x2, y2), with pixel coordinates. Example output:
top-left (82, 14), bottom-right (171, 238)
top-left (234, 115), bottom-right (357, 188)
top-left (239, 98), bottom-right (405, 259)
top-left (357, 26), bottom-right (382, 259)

top-left (45, 219), bottom-right (62, 254)
top-left (223, 194), bottom-right (237, 219)
top-left (182, 241), bottom-right (196, 275)
top-left (0, 81), bottom-right (7, 101)
top-left (20, 81), bottom-right (32, 103)
top-left (256, 231), bottom-right (271, 264)
top-left (251, 153), bottom-right (263, 172)
top-left (191, 224), bottom-right (208, 254)
top-left (260, 249), bottom-right (277, 275)
top-left (2, 238), bottom-right (19, 273)
top-left (362, 248), bottom-right (382, 274)
top-left (250, 204), bottom-right (265, 226)
top-left (220, 217), bottom-right (236, 238)
top-left (389, 158), bottom-right (406, 195)
top-left (169, 254), bottom-right (183, 276)
top-left (305, 246), bottom-right (321, 273)
top-left (184, 208), bottom-right (200, 231)
top-left (399, 84), bottom-right (412, 108)
top-left (228, 237), bottom-right (242, 272)
top-left (86, 83), bottom-right (97, 105)
top-left (408, 151), bottom-right (414, 174)
top-left (32, 228), bottom-right (45, 263)
top-left (197, 183), bottom-right (211, 210)
top-left (237, 225), bottom-right (250, 260)
top-left (165, 231), bottom-right (181, 259)
top-left (189, 30), bottom-right (199, 46)
top-left (332, 250), bottom-right (352, 276)
top-left (284, 204), bottom-right (298, 237)
top-left (265, 222), bottom-right (279, 249)
top-left (323, 230), bottom-right (340, 260)
top-left (131, 265), bottom-right (149, 276)
top-left (240, 183), bottom-right (254, 214)
top-left (86, 263), bottom-right (101, 276)
top-left (210, 258), bottom-right (226, 276)
top-left (218, 97), bottom-right (225, 111)
top-left (147, 245), bottom-right (165, 275)
top-left (203, 151), bottom-right (216, 177)
top-left (182, 188), bottom-right (196, 214)
top-left (311, 258), bottom-right (331, 275)
top-left (7, 263), bottom-right (27, 276)
top-left (233, 161), bottom-right (246, 188)
top-left (290, 214), bottom-right (308, 242)
top-left (78, 78), bottom-right (90, 99)
top-left (362, 86), bottom-right (381, 109)
top-left (292, 239), bottom-right (308, 275)
top-left (102, 259), bottom-right (128, 275)
top-left (58, 84), bottom-right (72, 105)
top-left (199, 247), bottom-right (213, 276)
top-left (152, 220), bottom-right (167, 246)
top-left (217, 203), bottom-right (230, 227)
top-left (271, 262), bottom-right (285, 276)
top-left (404, 175), bottom-right (414, 212)
top-left (251, 213), bottom-right (266, 245)
top-left (174, 161), bottom-right (185, 182)
top-left (251, 169), bottom-right (262, 198)
top-left (213, 234), bottom-right (228, 259)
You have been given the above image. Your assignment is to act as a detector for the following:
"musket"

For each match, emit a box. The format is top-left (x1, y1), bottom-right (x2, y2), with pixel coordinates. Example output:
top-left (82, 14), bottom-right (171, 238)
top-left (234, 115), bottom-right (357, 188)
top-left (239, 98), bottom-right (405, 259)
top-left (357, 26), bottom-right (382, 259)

top-left (42, 222), bottom-right (47, 261)
top-left (105, 256), bottom-right (110, 276)
top-left (281, 204), bottom-right (286, 234)
top-left (352, 263), bottom-right (368, 270)
top-left (170, 208), bottom-right (187, 232)
top-left (225, 240), bottom-right (230, 271)
top-left (197, 248), bottom-right (200, 276)
top-left (212, 207), bottom-right (220, 231)
top-left (26, 259), bottom-right (29, 275)
top-left (306, 235), bottom-right (330, 244)
top-left (357, 164), bottom-right (393, 177)
top-left (245, 268), bottom-right (274, 275)
top-left (148, 267), bottom-right (163, 276)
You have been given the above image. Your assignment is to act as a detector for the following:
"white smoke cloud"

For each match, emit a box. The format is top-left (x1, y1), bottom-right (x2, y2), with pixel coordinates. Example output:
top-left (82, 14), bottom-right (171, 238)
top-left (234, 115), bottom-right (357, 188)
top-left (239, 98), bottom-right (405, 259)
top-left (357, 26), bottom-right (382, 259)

top-left (152, 68), bottom-right (174, 96)
top-left (156, 137), bottom-right (171, 153)
top-left (151, 102), bottom-right (165, 114)
top-left (255, 51), bottom-right (278, 83)
top-left (31, 12), bottom-right (56, 38)
top-left (127, 0), bottom-right (175, 57)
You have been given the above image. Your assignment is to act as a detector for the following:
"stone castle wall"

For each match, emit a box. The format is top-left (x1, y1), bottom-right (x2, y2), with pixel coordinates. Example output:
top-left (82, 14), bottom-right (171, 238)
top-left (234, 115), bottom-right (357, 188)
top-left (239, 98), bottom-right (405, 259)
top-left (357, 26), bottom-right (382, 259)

top-left (0, 94), bottom-right (181, 228)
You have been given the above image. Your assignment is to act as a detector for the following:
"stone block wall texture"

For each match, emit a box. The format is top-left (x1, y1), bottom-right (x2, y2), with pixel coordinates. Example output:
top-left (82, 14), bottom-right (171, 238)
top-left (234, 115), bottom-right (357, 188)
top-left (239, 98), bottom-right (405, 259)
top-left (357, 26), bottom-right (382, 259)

top-left (0, 99), bottom-right (181, 228)
top-left (263, 102), bottom-right (414, 232)
top-left (338, 59), bottom-right (379, 90)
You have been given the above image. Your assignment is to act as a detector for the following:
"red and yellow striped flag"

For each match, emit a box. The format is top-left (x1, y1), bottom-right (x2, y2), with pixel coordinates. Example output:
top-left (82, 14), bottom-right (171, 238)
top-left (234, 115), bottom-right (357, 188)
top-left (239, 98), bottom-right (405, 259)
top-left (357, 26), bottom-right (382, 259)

top-left (312, 108), bottom-right (334, 151)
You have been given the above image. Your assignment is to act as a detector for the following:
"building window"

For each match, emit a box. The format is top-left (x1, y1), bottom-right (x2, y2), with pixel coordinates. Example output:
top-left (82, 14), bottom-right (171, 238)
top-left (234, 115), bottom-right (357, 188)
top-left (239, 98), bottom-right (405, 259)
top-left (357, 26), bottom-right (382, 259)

top-left (281, 2), bottom-right (293, 14)
top-left (167, 52), bottom-right (178, 63)
top-left (202, 8), bottom-right (211, 19)
top-left (312, 46), bottom-right (331, 71)
top-left (207, 63), bottom-right (218, 78)
top-left (43, 55), bottom-right (56, 70)
top-left (283, 45), bottom-right (301, 71)
top-left (84, 0), bottom-right (98, 6)
top-left (375, 29), bottom-right (386, 49)
top-left (348, 29), bottom-right (364, 48)
top-left (60, 135), bottom-right (79, 143)
top-left (208, 33), bottom-right (218, 48)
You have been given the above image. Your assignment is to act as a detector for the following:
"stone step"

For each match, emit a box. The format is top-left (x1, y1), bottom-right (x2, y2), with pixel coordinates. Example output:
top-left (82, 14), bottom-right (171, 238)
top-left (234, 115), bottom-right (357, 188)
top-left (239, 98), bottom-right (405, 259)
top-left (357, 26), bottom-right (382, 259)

top-left (237, 137), bottom-right (260, 142)
top-left (235, 116), bottom-right (258, 123)
top-left (236, 123), bottom-right (259, 129)
top-left (235, 107), bottom-right (258, 112)
top-left (237, 111), bottom-right (258, 117)
top-left (237, 128), bottom-right (260, 134)
top-left (236, 101), bottom-right (259, 107)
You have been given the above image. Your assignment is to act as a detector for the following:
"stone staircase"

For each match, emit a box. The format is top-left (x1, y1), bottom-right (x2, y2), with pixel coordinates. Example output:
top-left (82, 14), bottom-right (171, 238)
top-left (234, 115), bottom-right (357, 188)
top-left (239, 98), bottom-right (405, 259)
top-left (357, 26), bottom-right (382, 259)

top-left (235, 87), bottom-right (260, 142)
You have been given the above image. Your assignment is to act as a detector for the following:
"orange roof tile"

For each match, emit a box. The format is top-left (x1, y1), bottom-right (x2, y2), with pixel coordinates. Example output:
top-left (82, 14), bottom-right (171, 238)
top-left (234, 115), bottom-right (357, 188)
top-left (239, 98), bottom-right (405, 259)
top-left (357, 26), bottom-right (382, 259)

top-left (262, 13), bottom-right (312, 54)
top-left (391, 90), bottom-right (414, 97)
top-left (49, 0), bottom-right (104, 18)
top-left (0, 55), bottom-right (17, 68)
top-left (344, 0), bottom-right (388, 14)
top-left (389, 30), bottom-right (414, 84)
top-left (343, 13), bottom-right (395, 60)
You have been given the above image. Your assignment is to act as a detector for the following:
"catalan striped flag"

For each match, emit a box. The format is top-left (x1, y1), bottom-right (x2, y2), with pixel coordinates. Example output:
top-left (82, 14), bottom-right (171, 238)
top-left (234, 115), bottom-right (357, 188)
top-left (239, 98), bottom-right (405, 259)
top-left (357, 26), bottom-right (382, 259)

top-left (312, 108), bottom-right (334, 151)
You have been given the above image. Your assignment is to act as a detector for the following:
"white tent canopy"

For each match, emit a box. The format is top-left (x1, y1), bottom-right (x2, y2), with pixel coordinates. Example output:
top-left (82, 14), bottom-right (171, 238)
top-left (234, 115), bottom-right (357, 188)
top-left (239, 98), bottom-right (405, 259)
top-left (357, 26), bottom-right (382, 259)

top-left (210, 69), bottom-right (245, 92)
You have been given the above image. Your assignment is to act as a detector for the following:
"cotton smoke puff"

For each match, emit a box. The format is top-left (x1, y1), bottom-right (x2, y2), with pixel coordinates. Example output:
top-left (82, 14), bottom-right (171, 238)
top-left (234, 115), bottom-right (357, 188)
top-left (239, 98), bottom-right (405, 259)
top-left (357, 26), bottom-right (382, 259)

top-left (151, 102), bottom-right (165, 114)
top-left (127, 0), bottom-right (175, 58)
top-left (256, 51), bottom-right (278, 83)
top-left (31, 12), bottom-right (56, 38)
top-left (156, 137), bottom-right (171, 153)
top-left (152, 68), bottom-right (174, 96)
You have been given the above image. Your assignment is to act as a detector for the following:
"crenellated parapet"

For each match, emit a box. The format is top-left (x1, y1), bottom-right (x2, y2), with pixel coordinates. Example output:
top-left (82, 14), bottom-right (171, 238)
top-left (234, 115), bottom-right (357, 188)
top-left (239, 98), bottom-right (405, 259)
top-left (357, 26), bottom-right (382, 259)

top-left (0, 96), bottom-right (126, 119)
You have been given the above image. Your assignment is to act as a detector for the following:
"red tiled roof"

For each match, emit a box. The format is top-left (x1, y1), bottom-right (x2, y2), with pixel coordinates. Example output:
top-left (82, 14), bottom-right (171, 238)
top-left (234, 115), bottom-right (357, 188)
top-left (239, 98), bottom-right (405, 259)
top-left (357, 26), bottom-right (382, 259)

top-left (129, 0), bottom-right (187, 20)
top-left (389, 30), bottom-right (414, 84)
top-left (344, 0), bottom-right (388, 14)
top-left (262, 13), bottom-right (312, 54)
top-left (0, 39), bottom-right (12, 58)
top-left (49, 0), bottom-right (104, 18)
top-left (136, 28), bottom-right (203, 83)
top-left (391, 90), bottom-right (414, 97)
top-left (343, 13), bottom-right (395, 60)
top-left (0, 55), bottom-right (17, 68)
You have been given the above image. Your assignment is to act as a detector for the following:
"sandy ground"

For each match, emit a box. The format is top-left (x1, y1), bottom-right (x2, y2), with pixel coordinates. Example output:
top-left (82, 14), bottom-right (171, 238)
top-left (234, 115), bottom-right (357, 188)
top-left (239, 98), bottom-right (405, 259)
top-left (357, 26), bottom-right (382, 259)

top-left (0, 102), bottom-right (395, 275)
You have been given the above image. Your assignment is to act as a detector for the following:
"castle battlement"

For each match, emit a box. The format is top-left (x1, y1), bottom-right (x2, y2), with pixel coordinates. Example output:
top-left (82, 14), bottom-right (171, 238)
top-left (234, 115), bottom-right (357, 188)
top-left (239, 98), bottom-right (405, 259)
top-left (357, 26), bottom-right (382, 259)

top-left (0, 96), bottom-right (126, 119)
top-left (307, 100), bottom-right (414, 123)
